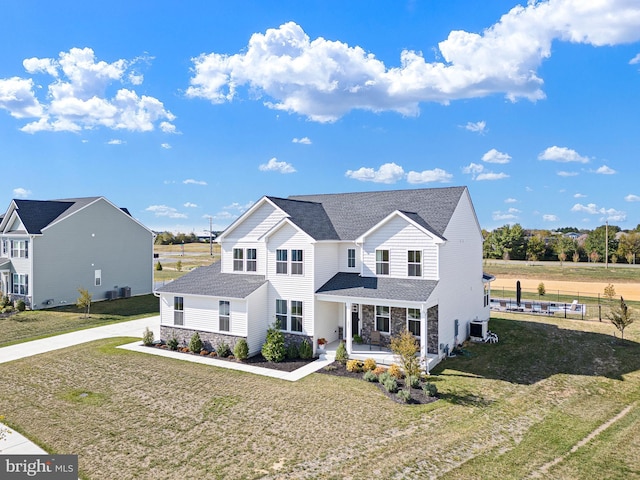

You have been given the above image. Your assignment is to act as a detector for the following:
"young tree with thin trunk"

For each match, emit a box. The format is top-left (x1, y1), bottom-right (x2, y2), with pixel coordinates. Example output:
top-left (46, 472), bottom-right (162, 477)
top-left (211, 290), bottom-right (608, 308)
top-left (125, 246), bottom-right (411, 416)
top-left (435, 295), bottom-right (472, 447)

top-left (77, 288), bottom-right (92, 318)
top-left (390, 329), bottom-right (421, 379)
top-left (608, 297), bottom-right (635, 341)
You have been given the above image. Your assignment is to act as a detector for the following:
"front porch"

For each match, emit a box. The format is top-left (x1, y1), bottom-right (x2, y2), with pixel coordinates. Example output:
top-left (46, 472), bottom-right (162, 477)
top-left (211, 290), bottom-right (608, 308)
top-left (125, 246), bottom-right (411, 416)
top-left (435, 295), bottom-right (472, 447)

top-left (321, 340), bottom-right (441, 372)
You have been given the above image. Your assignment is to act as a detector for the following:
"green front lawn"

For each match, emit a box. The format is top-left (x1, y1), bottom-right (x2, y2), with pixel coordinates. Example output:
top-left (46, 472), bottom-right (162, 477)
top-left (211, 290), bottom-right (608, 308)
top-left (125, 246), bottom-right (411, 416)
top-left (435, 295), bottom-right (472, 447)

top-left (0, 294), bottom-right (158, 347)
top-left (0, 312), bottom-right (638, 479)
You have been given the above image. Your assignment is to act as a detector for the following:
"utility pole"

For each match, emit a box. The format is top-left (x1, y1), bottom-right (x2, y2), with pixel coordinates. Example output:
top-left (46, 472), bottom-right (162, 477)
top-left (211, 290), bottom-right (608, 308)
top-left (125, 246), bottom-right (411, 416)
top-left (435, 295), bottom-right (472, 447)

top-left (204, 216), bottom-right (213, 256)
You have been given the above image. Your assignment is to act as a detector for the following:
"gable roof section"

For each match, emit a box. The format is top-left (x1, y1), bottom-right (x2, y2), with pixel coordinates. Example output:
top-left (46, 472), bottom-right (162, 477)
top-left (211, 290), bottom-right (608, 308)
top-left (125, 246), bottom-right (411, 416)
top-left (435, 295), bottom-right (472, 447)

top-left (316, 272), bottom-right (438, 303)
top-left (156, 261), bottom-right (267, 298)
top-left (287, 186), bottom-right (466, 241)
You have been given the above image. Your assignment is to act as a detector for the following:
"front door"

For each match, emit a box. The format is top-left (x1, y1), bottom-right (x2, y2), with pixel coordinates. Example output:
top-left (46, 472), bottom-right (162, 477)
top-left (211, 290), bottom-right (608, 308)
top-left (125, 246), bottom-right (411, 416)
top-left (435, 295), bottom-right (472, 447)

top-left (351, 304), bottom-right (359, 337)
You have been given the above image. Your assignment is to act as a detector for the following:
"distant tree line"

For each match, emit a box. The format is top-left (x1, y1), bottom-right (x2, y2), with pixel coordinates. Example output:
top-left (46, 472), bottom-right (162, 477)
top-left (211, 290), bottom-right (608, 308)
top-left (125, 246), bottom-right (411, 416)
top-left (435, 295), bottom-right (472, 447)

top-left (483, 224), bottom-right (640, 264)
top-left (154, 231), bottom-right (199, 245)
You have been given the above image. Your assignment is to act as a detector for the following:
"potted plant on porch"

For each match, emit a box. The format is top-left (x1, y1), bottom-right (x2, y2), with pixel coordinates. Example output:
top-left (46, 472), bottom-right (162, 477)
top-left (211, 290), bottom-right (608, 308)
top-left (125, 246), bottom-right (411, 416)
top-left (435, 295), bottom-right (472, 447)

top-left (317, 338), bottom-right (327, 352)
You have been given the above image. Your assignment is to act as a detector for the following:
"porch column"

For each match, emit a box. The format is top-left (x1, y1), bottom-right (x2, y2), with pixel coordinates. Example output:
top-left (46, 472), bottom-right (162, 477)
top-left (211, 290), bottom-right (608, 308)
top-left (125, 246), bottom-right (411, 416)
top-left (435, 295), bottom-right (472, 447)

top-left (345, 302), bottom-right (353, 354)
top-left (420, 304), bottom-right (428, 374)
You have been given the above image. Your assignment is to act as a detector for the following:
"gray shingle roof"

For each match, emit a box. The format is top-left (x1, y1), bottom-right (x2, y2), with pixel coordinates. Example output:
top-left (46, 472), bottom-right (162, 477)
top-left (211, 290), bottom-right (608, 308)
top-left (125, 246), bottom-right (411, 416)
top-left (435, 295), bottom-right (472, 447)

top-left (156, 261), bottom-right (267, 298)
top-left (282, 186), bottom-right (466, 241)
top-left (316, 272), bottom-right (438, 303)
top-left (10, 197), bottom-right (102, 234)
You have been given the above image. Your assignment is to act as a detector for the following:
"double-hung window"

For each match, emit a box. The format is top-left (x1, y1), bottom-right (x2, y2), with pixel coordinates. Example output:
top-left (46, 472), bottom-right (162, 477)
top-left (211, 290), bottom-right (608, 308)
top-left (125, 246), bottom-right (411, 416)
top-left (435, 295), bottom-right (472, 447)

top-left (408, 250), bottom-right (422, 277)
top-left (11, 240), bottom-right (28, 258)
top-left (407, 308), bottom-right (421, 336)
top-left (375, 305), bottom-right (390, 333)
top-left (276, 249), bottom-right (288, 274)
top-left (174, 296), bottom-right (184, 326)
top-left (276, 299), bottom-right (287, 330)
top-left (233, 248), bottom-right (244, 271)
top-left (290, 301), bottom-right (303, 332)
top-left (246, 248), bottom-right (257, 272)
top-left (376, 250), bottom-right (389, 275)
top-left (219, 300), bottom-right (230, 331)
top-left (12, 273), bottom-right (28, 295)
top-left (347, 248), bottom-right (356, 268)
top-left (291, 250), bottom-right (303, 275)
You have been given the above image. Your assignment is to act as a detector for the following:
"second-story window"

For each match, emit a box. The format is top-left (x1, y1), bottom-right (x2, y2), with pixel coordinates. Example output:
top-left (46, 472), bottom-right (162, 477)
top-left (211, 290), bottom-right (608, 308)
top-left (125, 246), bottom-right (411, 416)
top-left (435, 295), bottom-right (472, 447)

top-left (246, 248), bottom-right (257, 272)
top-left (347, 248), bottom-right (356, 268)
top-left (276, 249), bottom-right (288, 274)
top-left (376, 249), bottom-right (389, 275)
top-left (1, 239), bottom-right (7, 256)
top-left (408, 250), bottom-right (422, 277)
top-left (233, 248), bottom-right (244, 271)
top-left (11, 240), bottom-right (28, 259)
top-left (291, 250), bottom-right (303, 275)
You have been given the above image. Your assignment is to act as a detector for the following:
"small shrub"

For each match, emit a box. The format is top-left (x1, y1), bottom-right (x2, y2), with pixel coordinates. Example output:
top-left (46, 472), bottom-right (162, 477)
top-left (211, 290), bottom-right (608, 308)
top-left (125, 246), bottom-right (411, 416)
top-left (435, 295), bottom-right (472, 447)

top-left (373, 366), bottom-right (388, 376)
top-left (389, 363), bottom-right (403, 379)
top-left (346, 359), bottom-right (364, 372)
top-left (298, 339), bottom-right (313, 359)
top-left (176, 260), bottom-right (183, 272)
top-left (353, 334), bottom-right (363, 344)
top-left (234, 339), bottom-right (249, 360)
top-left (155, 261), bottom-right (163, 271)
top-left (604, 283), bottom-right (616, 300)
top-left (2, 306), bottom-right (14, 314)
top-left (396, 389), bottom-right (411, 403)
top-left (382, 377), bottom-right (398, 393)
top-left (407, 375), bottom-right (421, 389)
top-left (216, 342), bottom-right (232, 358)
top-left (335, 341), bottom-right (349, 364)
top-left (423, 382), bottom-right (438, 397)
top-left (262, 324), bottom-right (286, 362)
top-left (363, 358), bottom-right (377, 372)
top-left (0, 295), bottom-right (9, 308)
top-left (286, 343), bottom-right (300, 360)
top-left (15, 299), bottom-right (26, 312)
top-left (189, 332), bottom-right (203, 353)
top-left (379, 371), bottom-right (392, 384)
top-left (363, 370), bottom-right (378, 382)
top-left (142, 327), bottom-right (154, 346)
top-left (167, 336), bottom-right (179, 351)
top-left (537, 282), bottom-right (546, 296)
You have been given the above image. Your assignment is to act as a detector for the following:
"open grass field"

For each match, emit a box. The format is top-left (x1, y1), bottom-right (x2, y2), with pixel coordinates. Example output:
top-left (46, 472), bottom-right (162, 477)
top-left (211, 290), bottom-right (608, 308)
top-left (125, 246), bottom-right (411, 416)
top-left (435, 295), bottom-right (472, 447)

top-left (0, 295), bottom-right (158, 347)
top-left (154, 243), bottom-right (219, 283)
top-left (1, 312), bottom-right (638, 479)
top-left (484, 260), bottom-right (640, 283)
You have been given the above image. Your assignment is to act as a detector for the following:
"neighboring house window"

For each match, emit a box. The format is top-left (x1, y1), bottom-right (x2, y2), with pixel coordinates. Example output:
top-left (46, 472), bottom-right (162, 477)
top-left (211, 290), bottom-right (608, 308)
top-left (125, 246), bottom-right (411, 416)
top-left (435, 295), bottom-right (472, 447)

top-left (11, 240), bottom-right (28, 258)
top-left (291, 300), bottom-right (303, 332)
top-left (95, 270), bottom-right (102, 287)
top-left (291, 250), bottom-right (303, 275)
top-left (233, 248), bottom-right (244, 271)
top-left (12, 273), bottom-right (28, 295)
top-left (375, 305), bottom-right (390, 333)
top-left (408, 250), bottom-right (422, 277)
top-left (347, 248), bottom-right (356, 268)
top-left (376, 250), bottom-right (389, 275)
top-left (276, 299), bottom-right (287, 330)
top-left (276, 249), bottom-right (288, 274)
top-left (219, 300), bottom-right (230, 331)
top-left (407, 308), bottom-right (421, 336)
top-left (174, 296), bottom-right (184, 326)
top-left (246, 248), bottom-right (257, 272)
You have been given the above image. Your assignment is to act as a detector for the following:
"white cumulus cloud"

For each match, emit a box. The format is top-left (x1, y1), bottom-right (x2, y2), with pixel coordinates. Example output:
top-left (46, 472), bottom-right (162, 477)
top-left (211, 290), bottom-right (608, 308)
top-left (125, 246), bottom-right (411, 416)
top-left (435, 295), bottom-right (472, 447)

top-left (543, 214), bottom-right (558, 222)
top-left (259, 157), bottom-right (296, 174)
top-left (594, 165), bottom-right (616, 174)
top-left (464, 121), bottom-right (486, 134)
top-left (406, 168), bottom-right (452, 184)
top-left (183, 178), bottom-right (208, 185)
top-left (571, 203), bottom-right (626, 222)
top-left (574, 193), bottom-right (587, 198)
top-left (482, 148), bottom-right (511, 164)
top-left (161, 143), bottom-right (171, 149)
top-left (292, 137), bottom-right (312, 144)
top-left (625, 194), bottom-right (640, 202)
top-left (12, 187), bottom-right (32, 198)
top-left (505, 198), bottom-right (517, 203)
top-left (345, 162), bottom-right (405, 184)
top-left (184, 202), bottom-right (198, 208)
top-left (107, 139), bottom-right (124, 145)
top-left (186, 2), bottom-right (640, 121)
top-left (557, 170), bottom-right (579, 177)
top-left (145, 205), bottom-right (187, 219)
top-left (538, 146), bottom-right (589, 163)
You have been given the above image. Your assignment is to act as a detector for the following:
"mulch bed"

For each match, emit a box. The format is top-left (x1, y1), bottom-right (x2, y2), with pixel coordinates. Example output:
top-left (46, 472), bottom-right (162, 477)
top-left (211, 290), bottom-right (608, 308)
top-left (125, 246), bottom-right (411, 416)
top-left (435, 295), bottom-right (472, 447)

top-left (147, 344), bottom-right (317, 372)
top-left (317, 362), bottom-right (439, 405)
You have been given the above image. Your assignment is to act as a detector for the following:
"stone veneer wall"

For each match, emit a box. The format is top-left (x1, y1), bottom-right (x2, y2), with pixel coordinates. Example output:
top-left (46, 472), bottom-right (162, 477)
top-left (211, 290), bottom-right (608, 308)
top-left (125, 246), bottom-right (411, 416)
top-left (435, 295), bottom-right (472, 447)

top-left (282, 332), bottom-right (313, 350)
top-left (427, 305), bottom-right (439, 354)
top-left (161, 326), bottom-right (243, 352)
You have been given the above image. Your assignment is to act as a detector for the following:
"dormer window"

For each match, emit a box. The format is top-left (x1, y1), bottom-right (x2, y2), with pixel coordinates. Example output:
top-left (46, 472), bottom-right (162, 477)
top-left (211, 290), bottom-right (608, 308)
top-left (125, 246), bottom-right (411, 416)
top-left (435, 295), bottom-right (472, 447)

top-left (376, 250), bottom-right (389, 275)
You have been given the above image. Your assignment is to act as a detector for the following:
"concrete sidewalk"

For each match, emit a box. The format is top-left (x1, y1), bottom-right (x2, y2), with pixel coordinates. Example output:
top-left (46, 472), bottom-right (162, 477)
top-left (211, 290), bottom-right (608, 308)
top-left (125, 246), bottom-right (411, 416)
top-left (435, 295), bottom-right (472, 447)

top-left (0, 316), bottom-right (160, 365)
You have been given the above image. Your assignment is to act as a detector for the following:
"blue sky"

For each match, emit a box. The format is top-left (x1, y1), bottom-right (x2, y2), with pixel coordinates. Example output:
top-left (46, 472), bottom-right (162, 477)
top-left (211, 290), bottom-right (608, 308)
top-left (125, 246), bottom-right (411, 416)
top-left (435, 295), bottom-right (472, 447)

top-left (1, 0), bottom-right (639, 233)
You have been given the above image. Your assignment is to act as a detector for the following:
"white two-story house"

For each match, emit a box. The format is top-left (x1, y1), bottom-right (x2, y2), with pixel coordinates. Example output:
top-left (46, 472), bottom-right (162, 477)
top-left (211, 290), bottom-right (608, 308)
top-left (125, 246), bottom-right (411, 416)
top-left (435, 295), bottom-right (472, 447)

top-left (156, 186), bottom-right (493, 368)
top-left (0, 196), bottom-right (154, 309)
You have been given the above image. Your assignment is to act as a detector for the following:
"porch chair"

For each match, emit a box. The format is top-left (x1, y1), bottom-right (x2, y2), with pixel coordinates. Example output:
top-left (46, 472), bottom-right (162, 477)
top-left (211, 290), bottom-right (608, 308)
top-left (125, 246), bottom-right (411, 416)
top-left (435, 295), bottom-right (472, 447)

top-left (569, 299), bottom-right (579, 312)
top-left (540, 303), bottom-right (550, 315)
top-left (524, 301), bottom-right (533, 311)
top-left (370, 330), bottom-right (382, 351)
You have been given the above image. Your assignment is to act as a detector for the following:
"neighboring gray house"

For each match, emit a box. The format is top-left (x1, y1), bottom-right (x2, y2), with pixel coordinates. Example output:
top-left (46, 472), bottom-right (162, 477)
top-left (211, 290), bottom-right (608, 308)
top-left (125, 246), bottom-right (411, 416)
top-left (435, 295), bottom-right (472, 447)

top-left (0, 196), bottom-right (154, 309)
top-left (156, 186), bottom-right (493, 370)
